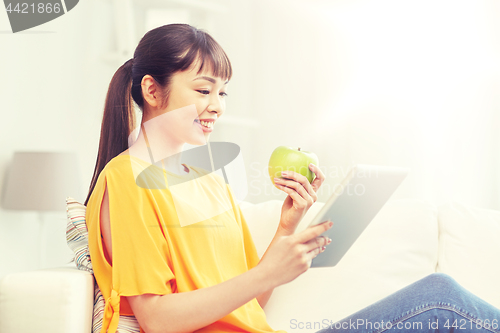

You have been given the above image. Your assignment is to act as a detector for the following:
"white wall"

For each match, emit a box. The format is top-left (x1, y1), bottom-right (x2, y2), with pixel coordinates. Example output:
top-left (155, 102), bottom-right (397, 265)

top-left (246, 0), bottom-right (500, 207)
top-left (0, 0), bottom-right (123, 277)
top-left (1, 0), bottom-right (500, 278)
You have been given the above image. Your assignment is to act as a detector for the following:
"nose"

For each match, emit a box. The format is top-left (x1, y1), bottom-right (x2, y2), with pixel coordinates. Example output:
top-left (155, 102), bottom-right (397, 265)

top-left (208, 94), bottom-right (225, 117)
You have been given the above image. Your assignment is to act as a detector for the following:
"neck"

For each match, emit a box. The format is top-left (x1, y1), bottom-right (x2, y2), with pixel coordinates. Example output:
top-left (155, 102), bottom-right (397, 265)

top-left (128, 123), bottom-right (188, 175)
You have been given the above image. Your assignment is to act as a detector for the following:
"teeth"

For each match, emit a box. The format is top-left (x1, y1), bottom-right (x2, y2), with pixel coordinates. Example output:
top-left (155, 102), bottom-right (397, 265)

top-left (200, 120), bottom-right (213, 128)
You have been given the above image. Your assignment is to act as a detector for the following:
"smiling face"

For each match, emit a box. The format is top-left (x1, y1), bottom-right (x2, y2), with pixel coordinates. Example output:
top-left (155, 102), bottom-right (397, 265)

top-left (151, 59), bottom-right (229, 146)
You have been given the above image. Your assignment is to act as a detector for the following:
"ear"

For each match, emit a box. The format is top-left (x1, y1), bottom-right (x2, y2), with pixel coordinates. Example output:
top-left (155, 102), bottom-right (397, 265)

top-left (141, 75), bottom-right (160, 108)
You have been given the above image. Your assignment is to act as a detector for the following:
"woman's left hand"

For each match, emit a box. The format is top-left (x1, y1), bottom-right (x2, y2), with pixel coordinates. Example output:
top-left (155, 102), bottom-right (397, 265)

top-left (274, 163), bottom-right (325, 235)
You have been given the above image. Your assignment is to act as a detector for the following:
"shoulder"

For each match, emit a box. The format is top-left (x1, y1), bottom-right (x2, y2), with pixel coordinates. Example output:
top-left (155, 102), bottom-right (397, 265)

top-left (104, 154), bottom-right (152, 180)
top-left (99, 155), bottom-right (154, 194)
top-left (104, 154), bottom-right (135, 173)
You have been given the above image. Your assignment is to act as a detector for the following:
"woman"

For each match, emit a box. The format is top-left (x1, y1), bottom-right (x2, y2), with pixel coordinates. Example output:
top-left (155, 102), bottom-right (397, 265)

top-left (85, 24), bottom-right (500, 333)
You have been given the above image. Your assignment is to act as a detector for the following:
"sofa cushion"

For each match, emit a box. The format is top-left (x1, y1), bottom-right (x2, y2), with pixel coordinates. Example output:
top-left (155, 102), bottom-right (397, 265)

top-left (0, 267), bottom-right (94, 333)
top-left (437, 201), bottom-right (500, 309)
top-left (242, 198), bottom-right (439, 332)
top-left (239, 200), bottom-right (283, 258)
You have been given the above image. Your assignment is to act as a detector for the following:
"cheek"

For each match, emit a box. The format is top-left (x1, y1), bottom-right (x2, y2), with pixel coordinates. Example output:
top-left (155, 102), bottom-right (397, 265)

top-left (168, 90), bottom-right (194, 108)
top-left (195, 101), bottom-right (206, 114)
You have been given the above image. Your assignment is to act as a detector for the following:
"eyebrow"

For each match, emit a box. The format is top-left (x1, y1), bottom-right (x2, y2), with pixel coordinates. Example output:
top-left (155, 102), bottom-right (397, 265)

top-left (193, 76), bottom-right (229, 85)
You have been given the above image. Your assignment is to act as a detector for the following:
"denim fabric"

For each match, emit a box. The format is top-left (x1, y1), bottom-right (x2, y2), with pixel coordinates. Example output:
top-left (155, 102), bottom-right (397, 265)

top-left (315, 273), bottom-right (500, 333)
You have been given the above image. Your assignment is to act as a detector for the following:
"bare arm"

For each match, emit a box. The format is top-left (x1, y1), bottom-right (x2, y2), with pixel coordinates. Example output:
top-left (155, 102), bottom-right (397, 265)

top-left (127, 227), bottom-right (329, 333)
top-left (127, 268), bottom-right (272, 333)
top-left (256, 286), bottom-right (273, 309)
top-left (255, 225), bottom-right (295, 309)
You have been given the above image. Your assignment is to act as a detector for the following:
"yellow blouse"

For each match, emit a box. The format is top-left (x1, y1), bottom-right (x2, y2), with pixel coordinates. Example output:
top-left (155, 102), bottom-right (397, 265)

top-left (86, 154), bottom-right (285, 333)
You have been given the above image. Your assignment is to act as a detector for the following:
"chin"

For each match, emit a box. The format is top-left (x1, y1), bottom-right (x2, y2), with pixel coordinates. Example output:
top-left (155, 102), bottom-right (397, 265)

top-left (188, 135), bottom-right (209, 146)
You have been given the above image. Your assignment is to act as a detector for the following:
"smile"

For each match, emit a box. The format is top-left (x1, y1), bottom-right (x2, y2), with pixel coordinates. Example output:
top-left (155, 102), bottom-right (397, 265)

top-left (194, 119), bottom-right (214, 132)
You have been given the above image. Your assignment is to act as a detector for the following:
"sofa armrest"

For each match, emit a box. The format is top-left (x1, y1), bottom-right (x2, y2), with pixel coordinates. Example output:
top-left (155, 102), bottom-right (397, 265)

top-left (0, 266), bottom-right (94, 333)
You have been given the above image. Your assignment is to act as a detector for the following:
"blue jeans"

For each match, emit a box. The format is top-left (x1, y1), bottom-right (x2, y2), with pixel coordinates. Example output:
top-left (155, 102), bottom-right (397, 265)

top-left (316, 273), bottom-right (500, 333)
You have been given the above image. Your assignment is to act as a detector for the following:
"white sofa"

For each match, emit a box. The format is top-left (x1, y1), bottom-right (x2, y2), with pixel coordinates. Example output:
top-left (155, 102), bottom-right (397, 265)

top-left (1, 198), bottom-right (499, 333)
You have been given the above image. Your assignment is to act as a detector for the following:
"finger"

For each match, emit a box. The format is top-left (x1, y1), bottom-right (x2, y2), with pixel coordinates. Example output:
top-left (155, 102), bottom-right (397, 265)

top-left (293, 220), bottom-right (333, 244)
top-left (305, 245), bottom-right (324, 262)
top-left (278, 171), bottom-right (317, 203)
top-left (281, 170), bottom-right (316, 198)
top-left (309, 163), bottom-right (325, 193)
top-left (303, 235), bottom-right (330, 253)
top-left (275, 184), bottom-right (308, 208)
top-left (274, 177), bottom-right (315, 204)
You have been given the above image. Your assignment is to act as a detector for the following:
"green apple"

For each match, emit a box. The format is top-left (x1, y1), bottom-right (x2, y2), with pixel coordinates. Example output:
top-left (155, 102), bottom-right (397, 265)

top-left (268, 146), bottom-right (319, 187)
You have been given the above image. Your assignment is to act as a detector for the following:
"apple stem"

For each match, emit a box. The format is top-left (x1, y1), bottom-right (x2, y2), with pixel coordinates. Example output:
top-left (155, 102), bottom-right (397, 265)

top-left (298, 147), bottom-right (301, 151)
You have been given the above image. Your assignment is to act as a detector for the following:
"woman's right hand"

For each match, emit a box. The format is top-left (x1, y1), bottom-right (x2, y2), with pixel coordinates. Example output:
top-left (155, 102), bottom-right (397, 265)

top-left (257, 220), bottom-right (333, 289)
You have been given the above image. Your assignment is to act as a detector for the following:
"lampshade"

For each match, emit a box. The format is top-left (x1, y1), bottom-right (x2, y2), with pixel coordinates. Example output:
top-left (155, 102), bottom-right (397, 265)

top-left (1, 151), bottom-right (81, 211)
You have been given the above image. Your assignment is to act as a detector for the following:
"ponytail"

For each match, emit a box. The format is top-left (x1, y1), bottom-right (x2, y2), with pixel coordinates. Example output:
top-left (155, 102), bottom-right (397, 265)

top-left (84, 58), bottom-right (135, 206)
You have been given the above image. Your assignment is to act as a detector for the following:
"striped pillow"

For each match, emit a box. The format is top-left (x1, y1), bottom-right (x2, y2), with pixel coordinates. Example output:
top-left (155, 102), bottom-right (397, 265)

top-left (65, 197), bottom-right (92, 273)
top-left (65, 197), bottom-right (140, 333)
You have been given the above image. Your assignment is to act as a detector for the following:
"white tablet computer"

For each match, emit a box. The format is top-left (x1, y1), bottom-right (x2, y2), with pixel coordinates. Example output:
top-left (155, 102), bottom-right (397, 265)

top-left (308, 164), bottom-right (409, 268)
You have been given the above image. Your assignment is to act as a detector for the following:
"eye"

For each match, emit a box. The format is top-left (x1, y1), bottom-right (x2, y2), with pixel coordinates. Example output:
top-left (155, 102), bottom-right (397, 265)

top-left (197, 90), bottom-right (210, 95)
top-left (220, 92), bottom-right (228, 97)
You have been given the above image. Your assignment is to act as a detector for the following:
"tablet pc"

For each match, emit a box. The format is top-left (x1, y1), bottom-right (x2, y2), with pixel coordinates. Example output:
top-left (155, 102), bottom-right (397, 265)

top-left (308, 164), bottom-right (409, 268)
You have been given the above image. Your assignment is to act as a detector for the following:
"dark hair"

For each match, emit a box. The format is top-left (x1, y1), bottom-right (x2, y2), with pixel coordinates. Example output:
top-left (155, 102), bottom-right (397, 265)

top-left (84, 24), bottom-right (232, 206)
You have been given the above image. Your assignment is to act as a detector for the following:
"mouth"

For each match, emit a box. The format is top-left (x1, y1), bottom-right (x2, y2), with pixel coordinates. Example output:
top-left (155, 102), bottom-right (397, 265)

top-left (194, 119), bottom-right (214, 132)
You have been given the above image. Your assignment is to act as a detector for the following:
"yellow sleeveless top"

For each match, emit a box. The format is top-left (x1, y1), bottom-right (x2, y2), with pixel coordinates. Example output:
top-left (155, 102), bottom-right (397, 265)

top-left (86, 154), bottom-right (285, 333)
